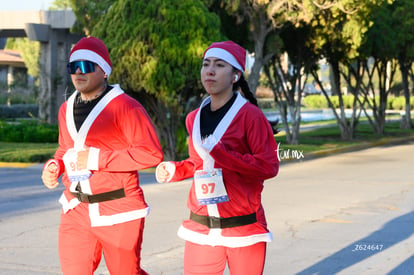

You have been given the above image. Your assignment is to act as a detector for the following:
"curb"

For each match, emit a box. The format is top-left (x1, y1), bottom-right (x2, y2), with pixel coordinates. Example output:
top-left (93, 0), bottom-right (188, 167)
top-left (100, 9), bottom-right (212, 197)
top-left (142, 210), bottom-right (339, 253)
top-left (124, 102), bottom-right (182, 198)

top-left (0, 162), bottom-right (38, 168)
top-left (307, 136), bottom-right (414, 158)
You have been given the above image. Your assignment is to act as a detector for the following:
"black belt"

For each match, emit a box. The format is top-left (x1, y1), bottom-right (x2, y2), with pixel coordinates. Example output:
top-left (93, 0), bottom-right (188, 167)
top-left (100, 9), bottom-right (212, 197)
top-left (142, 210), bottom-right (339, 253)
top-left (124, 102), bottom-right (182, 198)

top-left (190, 212), bottom-right (257, 229)
top-left (71, 186), bottom-right (125, 204)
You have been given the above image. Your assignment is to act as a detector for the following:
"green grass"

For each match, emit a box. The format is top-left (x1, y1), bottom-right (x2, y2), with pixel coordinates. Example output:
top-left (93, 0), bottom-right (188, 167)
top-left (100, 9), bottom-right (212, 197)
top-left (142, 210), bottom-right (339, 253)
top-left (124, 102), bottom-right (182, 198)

top-left (0, 142), bottom-right (57, 163)
top-left (275, 121), bottom-right (414, 161)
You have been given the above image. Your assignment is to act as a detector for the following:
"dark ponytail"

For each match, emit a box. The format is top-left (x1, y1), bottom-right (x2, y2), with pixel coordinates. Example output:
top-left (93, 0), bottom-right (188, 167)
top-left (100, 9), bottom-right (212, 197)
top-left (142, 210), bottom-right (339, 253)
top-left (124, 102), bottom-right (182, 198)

top-left (233, 74), bottom-right (258, 107)
top-left (233, 73), bottom-right (279, 134)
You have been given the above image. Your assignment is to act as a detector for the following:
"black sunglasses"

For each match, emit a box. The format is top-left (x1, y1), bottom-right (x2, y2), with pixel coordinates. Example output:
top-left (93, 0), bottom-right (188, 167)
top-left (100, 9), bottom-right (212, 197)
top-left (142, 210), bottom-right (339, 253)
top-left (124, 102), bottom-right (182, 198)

top-left (67, 60), bottom-right (96, 74)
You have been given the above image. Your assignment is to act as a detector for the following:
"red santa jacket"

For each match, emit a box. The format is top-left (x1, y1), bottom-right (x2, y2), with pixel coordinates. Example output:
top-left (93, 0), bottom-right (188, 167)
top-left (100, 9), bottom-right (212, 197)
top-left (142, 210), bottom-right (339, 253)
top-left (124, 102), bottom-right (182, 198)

top-left (166, 93), bottom-right (279, 247)
top-left (47, 85), bottom-right (163, 227)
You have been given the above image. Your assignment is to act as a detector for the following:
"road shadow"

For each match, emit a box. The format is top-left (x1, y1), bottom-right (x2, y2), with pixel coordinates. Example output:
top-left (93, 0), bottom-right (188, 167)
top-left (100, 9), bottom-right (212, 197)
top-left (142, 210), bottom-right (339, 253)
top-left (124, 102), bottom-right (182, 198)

top-left (296, 211), bottom-right (414, 274)
top-left (387, 255), bottom-right (414, 275)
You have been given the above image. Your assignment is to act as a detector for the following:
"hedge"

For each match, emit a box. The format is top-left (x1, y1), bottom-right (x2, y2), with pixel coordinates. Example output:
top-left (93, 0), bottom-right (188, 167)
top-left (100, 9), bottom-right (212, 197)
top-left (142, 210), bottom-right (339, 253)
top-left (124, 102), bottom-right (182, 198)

top-left (0, 120), bottom-right (58, 143)
top-left (303, 95), bottom-right (414, 110)
top-left (0, 104), bottom-right (38, 118)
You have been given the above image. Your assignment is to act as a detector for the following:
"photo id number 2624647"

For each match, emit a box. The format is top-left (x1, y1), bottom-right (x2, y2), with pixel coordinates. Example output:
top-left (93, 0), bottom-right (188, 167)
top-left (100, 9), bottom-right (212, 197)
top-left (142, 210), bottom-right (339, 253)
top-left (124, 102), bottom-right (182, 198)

top-left (352, 244), bottom-right (383, 252)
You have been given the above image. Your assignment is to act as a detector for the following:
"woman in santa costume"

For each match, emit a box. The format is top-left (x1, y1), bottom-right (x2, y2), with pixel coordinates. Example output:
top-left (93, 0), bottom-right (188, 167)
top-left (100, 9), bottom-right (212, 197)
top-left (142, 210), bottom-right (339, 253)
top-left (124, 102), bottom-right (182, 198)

top-left (156, 41), bottom-right (279, 275)
top-left (41, 36), bottom-right (163, 275)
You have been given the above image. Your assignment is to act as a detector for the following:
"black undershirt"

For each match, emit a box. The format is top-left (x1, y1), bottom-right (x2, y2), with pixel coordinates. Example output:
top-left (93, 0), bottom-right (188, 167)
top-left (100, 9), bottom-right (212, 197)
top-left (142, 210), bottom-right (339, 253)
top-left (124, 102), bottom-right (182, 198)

top-left (73, 85), bottom-right (113, 131)
top-left (200, 93), bottom-right (237, 139)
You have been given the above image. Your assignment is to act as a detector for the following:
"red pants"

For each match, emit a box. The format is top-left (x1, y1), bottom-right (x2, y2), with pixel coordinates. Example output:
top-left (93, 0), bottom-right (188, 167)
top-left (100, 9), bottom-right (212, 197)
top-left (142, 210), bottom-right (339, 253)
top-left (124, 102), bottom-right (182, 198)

top-left (184, 241), bottom-right (266, 275)
top-left (58, 203), bottom-right (148, 275)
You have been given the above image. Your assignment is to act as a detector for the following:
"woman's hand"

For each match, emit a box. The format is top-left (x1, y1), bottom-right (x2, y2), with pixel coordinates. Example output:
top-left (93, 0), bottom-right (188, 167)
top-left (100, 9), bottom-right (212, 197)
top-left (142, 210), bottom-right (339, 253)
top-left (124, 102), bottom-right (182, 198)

top-left (155, 162), bottom-right (173, 183)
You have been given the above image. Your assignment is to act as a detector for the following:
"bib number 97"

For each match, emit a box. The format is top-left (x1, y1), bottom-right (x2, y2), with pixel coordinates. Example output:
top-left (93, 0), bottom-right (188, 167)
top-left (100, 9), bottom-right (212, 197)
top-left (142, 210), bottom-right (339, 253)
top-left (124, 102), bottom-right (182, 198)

top-left (202, 183), bottom-right (215, 194)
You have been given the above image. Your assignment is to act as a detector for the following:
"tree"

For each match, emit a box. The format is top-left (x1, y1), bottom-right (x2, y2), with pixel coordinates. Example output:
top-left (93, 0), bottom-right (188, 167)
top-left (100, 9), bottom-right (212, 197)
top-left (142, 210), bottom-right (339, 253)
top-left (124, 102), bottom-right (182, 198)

top-left (50, 0), bottom-right (71, 10)
top-left (69, 0), bottom-right (114, 35)
top-left (5, 38), bottom-right (40, 78)
top-left (264, 22), bottom-right (318, 144)
top-left (360, 0), bottom-right (399, 134)
top-left (392, 0), bottom-right (414, 129)
top-left (307, 0), bottom-right (378, 140)
top-left (91, 0), bottom-right (224, 159)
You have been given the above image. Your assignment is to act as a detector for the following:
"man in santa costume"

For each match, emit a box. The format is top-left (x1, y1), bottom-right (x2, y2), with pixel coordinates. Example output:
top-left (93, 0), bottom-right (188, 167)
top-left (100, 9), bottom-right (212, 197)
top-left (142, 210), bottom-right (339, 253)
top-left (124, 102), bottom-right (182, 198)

top-left (41, 36), bottom-right (163, 275)
top-left (156, 41), bottom-right (279, 275)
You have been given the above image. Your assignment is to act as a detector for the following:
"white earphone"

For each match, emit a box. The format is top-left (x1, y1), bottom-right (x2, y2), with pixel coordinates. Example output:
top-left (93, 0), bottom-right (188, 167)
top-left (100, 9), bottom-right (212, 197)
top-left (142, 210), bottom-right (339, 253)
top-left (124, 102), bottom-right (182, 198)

top-left (234, 75), bottom-right (239, 82)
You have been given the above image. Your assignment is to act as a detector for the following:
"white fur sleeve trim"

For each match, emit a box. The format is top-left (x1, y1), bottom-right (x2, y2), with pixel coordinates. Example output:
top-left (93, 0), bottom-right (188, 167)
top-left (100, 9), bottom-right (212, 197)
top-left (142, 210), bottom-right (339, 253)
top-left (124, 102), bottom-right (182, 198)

top-left (43, 159), bottom-right (59, 170)
top-left (87, 147), bottom-right (100, 171)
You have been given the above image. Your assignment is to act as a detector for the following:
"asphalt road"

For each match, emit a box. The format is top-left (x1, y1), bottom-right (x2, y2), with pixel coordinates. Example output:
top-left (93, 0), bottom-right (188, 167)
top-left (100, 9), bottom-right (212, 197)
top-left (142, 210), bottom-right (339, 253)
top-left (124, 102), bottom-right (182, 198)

top-left (0, 140), bottom-right (414, 274)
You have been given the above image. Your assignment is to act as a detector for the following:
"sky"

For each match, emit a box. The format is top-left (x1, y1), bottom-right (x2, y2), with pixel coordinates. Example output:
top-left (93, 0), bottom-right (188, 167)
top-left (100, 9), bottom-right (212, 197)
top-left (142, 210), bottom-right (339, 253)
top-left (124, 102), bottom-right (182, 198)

top-left (1, 0), bottom-right (55, 10)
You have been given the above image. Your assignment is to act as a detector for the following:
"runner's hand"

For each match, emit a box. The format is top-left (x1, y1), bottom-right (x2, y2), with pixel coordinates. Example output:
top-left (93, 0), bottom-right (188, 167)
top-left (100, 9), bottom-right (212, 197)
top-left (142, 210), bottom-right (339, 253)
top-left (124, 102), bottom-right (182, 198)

top-left (42, 162), bottom-right (59, 189)
top-left (155, 162), bottom-right (171, 183)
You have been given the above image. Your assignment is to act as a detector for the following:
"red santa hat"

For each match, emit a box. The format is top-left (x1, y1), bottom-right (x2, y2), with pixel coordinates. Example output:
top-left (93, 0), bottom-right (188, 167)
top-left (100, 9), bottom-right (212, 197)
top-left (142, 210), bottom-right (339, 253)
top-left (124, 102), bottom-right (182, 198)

top-left (69, 36), bottom-right (112, 76)
top-left (203, 41), bottom-right (246, 72)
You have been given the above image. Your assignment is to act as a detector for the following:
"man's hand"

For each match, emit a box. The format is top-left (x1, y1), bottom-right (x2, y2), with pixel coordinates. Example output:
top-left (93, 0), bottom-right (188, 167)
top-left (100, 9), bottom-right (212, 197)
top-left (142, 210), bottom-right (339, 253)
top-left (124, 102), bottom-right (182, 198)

top-left (42, 162), bottom-right (59, 189)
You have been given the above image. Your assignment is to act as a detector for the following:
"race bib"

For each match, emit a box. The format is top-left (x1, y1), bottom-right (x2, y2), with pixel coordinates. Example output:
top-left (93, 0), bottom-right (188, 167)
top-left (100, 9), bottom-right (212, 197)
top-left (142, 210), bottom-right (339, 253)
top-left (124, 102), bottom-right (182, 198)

top-left (194, 168), bottom-right (229, 205)
top-left (63, 149), bottom-right (91, 182)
